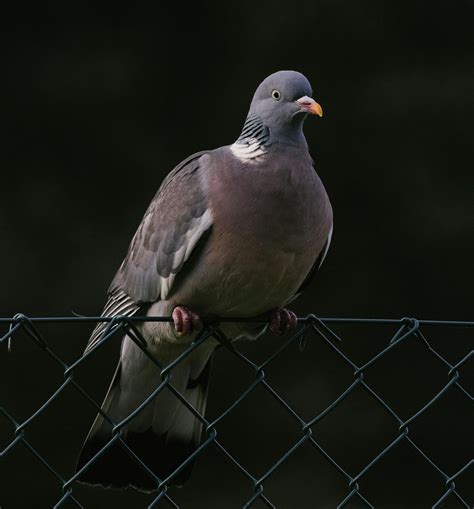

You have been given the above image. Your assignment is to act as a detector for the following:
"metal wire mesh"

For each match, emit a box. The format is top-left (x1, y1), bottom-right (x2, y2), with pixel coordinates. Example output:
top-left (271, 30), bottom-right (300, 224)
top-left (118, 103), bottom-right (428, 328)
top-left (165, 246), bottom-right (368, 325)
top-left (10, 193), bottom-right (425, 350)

top-left (1, 314), bottom-right (472, 508)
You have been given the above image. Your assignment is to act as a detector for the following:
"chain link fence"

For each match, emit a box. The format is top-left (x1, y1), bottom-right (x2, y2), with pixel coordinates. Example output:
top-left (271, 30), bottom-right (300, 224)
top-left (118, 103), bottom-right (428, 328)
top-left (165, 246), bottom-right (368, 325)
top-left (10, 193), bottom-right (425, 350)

top-left (1, 314), bottom-right (472, 508)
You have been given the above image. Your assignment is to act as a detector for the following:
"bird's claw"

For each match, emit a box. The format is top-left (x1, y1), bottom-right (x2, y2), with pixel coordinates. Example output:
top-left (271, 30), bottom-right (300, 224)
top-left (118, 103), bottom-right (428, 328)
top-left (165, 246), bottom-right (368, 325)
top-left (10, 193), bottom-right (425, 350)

top-left (172, 306), bottom-right (200, 335)
top-left (268, 308), bottom-right (298, 335)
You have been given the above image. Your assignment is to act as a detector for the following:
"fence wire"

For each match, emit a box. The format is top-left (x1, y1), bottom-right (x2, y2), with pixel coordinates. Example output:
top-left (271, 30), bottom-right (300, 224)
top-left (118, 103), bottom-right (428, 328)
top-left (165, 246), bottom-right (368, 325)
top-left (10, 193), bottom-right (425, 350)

top-left (1, 314), bottom-right (472, 508)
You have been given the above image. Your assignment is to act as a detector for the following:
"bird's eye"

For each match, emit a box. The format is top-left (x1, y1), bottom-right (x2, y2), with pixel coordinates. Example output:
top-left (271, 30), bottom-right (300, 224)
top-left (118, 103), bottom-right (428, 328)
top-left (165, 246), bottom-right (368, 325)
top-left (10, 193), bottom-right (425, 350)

top-left (271, 89), bottom-right (281, 101)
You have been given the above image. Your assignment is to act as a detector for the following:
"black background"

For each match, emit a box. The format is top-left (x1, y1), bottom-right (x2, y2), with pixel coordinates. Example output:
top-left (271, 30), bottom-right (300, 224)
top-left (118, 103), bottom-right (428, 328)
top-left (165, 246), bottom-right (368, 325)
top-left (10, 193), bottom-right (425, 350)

top-left (1, 1), bottom-right (473, 508)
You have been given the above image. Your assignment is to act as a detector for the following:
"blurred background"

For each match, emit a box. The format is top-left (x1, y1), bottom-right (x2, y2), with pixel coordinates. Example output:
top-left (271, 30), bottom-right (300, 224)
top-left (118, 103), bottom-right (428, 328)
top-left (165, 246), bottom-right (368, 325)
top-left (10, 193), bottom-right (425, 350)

top-left (1, 1), bottom-right (473, 507)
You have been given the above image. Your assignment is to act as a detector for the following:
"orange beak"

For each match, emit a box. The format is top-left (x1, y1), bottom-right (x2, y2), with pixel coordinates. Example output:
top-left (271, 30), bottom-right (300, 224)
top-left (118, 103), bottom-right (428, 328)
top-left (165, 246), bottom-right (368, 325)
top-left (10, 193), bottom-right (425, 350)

top-left (296, 96), bottom-right (323, 117)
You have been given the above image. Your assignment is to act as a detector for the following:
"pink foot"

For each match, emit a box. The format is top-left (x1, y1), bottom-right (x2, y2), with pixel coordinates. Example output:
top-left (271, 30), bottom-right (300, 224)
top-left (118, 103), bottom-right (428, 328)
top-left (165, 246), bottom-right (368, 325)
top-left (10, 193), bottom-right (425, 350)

top-left (172, 306), bottom-right (200, 335)
top-left (269, 308), bottom-right (298, 335)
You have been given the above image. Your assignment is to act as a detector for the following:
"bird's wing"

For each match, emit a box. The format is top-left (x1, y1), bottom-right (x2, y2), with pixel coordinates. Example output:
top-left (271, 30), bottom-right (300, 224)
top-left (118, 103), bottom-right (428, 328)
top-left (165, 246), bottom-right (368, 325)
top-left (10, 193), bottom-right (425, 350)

top-left (85, 151), bottom-right (213, 354)
top-left (286, 224), bottom-right (333, 304)
top-left (85, 288), bottom-right (141, 353)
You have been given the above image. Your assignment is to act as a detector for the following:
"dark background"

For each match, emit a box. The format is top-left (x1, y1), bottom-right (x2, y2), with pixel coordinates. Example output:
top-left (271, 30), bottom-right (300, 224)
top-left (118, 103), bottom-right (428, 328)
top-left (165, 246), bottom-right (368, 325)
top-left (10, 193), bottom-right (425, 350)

top-left (1, 1), bottom-right (473, 508)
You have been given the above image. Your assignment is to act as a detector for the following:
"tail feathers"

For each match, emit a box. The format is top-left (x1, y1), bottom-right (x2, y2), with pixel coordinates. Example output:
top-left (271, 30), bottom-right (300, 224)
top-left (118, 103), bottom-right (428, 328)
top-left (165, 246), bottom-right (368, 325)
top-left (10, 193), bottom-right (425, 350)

top-left (162, 352), bottom-right (212, 452)
top-left (76, 356), bottom-right (213, 491)
top-left (76, 428), bottom-right (196, 491)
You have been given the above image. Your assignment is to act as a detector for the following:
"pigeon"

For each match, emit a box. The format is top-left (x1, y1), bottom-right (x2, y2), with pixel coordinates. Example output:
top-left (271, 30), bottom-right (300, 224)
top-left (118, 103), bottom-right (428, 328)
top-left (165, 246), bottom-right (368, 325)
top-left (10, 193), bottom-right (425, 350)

top-left (76, 70), bottom-right (333, 491)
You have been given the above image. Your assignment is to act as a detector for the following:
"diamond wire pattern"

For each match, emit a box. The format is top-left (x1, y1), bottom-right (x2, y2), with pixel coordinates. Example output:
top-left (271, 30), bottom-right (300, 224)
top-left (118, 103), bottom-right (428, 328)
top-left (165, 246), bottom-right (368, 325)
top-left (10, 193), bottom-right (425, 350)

top-left (1, 314), bottom-right (472, 508)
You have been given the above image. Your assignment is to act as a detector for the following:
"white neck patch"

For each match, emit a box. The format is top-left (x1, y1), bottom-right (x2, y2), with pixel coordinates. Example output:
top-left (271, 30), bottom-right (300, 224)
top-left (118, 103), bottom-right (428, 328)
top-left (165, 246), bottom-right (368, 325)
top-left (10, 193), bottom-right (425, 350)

top-left (231, 113), bottom-right (270, 163)
top-left (230, 139), bottom-right (267, 162)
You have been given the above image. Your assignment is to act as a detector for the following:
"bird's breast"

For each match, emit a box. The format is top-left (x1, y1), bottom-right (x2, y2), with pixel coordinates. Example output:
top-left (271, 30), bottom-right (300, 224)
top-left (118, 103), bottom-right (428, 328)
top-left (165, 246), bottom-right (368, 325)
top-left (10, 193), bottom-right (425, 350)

top-left (208, 147), bottom-right (330, 250)
top-left (174, 147), bottom-right (332, 316)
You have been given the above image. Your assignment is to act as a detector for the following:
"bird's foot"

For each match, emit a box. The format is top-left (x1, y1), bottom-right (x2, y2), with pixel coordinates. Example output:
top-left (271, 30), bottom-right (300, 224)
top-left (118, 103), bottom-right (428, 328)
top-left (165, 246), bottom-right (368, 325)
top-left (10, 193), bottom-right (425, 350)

top-left (268, 308), bottom-right (298, 335)
top-left (172, 306), bottom-right (201, 335)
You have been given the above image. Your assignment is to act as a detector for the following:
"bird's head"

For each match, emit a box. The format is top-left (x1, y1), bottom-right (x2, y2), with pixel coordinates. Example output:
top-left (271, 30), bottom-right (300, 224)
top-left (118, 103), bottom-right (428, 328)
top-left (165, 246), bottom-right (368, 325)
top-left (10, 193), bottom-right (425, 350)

top-left (247, 70), bottom-right (323, 143)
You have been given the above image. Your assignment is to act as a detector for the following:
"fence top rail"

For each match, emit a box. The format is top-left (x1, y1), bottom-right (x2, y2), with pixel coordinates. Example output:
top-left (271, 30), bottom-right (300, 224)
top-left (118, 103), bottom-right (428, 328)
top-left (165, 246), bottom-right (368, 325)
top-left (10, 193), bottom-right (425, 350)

top-left (0, 315), bottom-right (473, 327)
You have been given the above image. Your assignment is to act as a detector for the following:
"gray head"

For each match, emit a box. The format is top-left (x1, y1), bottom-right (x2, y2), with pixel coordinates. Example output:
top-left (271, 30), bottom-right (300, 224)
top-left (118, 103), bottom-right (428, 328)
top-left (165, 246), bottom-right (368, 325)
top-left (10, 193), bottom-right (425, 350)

top-left (233, 71), bottom-right (322, 156)
top-left (249, 71), bottom-right (322, 140)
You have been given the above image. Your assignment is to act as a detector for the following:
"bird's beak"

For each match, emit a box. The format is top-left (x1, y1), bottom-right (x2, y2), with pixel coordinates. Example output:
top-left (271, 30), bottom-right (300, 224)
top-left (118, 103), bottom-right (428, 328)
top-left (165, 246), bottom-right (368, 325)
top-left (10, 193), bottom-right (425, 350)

top-left (296, 96), bottom-right (323, 117)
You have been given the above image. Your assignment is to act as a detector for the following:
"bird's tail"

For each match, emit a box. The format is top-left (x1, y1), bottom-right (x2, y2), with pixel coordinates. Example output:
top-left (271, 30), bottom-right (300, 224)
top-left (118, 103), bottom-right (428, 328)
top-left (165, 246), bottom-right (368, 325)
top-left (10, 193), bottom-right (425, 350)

top-left (76, 338), bottom-right (213, 491)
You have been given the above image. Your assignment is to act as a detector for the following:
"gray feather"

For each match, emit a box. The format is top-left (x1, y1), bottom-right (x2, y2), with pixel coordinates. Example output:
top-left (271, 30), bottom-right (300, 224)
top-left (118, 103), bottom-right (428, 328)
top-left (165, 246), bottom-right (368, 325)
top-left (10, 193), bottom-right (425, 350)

top-left (86, 288), bottom-right (140, 354)
top-left (109, 151), bottom-right (213, 304)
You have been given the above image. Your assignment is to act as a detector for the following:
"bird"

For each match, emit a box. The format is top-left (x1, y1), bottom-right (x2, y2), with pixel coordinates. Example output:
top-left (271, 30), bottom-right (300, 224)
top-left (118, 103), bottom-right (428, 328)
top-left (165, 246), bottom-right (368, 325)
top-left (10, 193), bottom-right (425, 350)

top-left (76, 70), bottom-right (333, 492)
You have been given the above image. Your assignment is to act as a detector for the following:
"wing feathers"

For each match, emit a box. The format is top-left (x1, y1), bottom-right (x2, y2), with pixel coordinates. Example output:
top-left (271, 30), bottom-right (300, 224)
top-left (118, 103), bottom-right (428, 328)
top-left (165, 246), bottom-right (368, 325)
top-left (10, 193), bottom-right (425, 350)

top-left (85, 288), bottom-right (140, 354)
top-left (109, 152), bottom-right (213, 304)
top-left (85, 151), bottom-right (213, 351)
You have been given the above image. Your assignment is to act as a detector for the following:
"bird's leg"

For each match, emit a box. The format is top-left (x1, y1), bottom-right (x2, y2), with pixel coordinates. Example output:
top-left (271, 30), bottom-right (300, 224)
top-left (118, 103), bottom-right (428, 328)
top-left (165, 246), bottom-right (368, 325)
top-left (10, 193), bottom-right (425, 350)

top-left (172, 305), bottom-right (201, 335)
top-left (268, 308), bottom-right (298, 335)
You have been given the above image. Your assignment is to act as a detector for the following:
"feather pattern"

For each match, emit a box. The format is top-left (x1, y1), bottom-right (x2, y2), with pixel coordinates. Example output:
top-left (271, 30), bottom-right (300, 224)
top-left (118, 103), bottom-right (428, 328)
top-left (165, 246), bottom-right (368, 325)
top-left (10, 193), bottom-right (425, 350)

top-left (108, 152), bottom-right (213, 304)
top-left (85, 151), bottom-right (214, 353)
top-left (85, 288), bottom-right (140, 354)
top-left (230, 114), bottom-right (271, 161)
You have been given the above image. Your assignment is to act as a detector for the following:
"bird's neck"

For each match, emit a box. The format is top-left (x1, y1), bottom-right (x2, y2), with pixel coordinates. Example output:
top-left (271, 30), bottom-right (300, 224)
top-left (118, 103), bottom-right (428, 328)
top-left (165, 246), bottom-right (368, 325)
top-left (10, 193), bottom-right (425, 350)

top-left (236, 114), bottom-right (270, 142)
top-left (230, 114), bottom-right (307, 163)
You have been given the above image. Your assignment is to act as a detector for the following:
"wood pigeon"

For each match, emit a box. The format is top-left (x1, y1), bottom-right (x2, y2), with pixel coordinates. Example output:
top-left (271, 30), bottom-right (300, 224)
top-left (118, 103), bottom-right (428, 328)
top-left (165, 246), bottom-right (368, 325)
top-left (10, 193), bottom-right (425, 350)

top-left (76, 70), bottom-right (333, 491)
